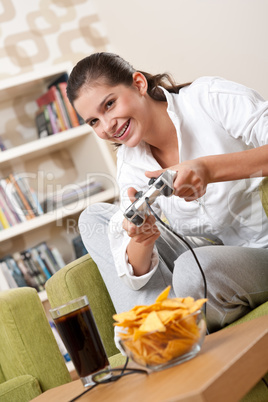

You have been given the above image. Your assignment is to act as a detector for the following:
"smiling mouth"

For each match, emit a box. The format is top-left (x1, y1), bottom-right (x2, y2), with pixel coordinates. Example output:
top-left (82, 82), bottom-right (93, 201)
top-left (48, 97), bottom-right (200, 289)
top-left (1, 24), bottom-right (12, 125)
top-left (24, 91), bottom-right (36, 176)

top-left (114, 119), bottom-right (130, 138)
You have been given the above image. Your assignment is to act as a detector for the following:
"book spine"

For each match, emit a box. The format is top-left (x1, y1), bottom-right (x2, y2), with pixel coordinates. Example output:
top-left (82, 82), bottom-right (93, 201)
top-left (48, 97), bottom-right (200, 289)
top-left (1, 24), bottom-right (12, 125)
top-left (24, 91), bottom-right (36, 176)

top-left (30, 190), bottom-right (44, 215)
top-left (0, 136), bottom-right (7, 151)
top-left (56, 83), bottom-right (72, 128)
top-left (14, 174), bottom-right (43, 216)
top-left (0, 188), bottom-right (18, 226)
top-left (12, 252), bottom-right (37, 289)
top-left (46, 103), bottom-right (59, 134)
top-left (36, 243), bottom-right (57, 275)
top-left (4, 256), bottom-right (28, 287)
top-left (30, 248), bottom-right (52, 280)
top-left (43, 106), bottom-right (54, 136)
top-left (0, 263), bottom-right (10, 290)
top-left (0, 260), bottom-right (18, 288)
top-left (36, 87), bottom-right (55, 108)
top-left (51, 86), bottom-right (71, 130)
top-left (52, 99), bottom-right (65, 131)
top-left (36, 86), bottom-right (66, 131)
top-left (8, 174), bottom-right (36, 219)
top-left (0, 207), bottom-right (10, 229)
top-left (58, 82), bottom-right (80, 127)
top-left (35, 108), bottom-right (49, 138)
top-left (50, 246), bottom-right (66, 269)
top-left (0, 179), bottom-right (26, 222)
top-left (20, 252), bottom-right (45, 291)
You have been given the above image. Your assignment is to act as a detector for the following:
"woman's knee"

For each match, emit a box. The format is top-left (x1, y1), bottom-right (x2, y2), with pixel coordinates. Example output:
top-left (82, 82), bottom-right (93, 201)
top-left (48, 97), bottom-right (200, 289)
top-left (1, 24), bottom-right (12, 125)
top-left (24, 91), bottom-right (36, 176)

top-left (78, 202), bottom-right (118, 242)
top-left (172, 247), bottom-right (214, 300)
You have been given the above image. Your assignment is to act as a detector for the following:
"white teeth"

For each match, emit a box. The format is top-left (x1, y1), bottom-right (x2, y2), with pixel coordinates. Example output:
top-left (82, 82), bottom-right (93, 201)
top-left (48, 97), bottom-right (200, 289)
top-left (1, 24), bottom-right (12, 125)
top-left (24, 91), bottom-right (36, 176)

top-left (114, 120), bottom-right (129, 138)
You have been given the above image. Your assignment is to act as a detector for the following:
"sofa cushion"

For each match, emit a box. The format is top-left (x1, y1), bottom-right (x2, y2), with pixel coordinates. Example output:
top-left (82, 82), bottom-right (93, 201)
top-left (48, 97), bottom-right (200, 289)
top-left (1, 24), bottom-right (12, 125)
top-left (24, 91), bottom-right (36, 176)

top-left (0, 288), bottom-right (71, 392)
top-left (0, 364), bottom-right (5, 384)
top-left (0, 375), bottom-right (42, 402)
top-left (227, 301), bottom-right (268, 328)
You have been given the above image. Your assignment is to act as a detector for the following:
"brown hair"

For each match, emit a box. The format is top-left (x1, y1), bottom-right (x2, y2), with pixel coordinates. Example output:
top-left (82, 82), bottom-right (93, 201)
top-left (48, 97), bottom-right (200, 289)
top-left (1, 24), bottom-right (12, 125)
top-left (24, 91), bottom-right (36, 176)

top-left (67, 52), bottom-right (190, 105)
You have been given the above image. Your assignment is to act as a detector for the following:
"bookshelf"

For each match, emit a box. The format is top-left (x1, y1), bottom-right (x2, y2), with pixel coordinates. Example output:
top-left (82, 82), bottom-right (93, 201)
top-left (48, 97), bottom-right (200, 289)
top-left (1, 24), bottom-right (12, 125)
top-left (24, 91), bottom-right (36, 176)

top-left (0, 64), bottom-right (119, 300)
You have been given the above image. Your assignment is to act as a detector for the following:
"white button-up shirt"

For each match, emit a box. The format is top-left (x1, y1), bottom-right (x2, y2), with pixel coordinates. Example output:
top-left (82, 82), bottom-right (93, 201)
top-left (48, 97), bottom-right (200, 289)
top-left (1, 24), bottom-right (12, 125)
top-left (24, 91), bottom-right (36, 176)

top-left (108, 76), bottom-right (268, 290)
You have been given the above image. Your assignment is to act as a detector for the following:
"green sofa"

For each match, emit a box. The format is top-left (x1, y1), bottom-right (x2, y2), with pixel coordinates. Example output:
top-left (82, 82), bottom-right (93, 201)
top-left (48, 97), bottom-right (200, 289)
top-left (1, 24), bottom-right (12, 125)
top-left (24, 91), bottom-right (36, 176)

top-left (0, 287), bottom-right (71, 402)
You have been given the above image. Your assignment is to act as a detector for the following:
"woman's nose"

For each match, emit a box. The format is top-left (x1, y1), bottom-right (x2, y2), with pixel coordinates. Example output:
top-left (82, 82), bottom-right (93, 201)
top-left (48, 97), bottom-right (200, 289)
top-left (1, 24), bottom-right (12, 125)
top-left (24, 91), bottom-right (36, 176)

top-left (103, 117), bottom-right (117, 136)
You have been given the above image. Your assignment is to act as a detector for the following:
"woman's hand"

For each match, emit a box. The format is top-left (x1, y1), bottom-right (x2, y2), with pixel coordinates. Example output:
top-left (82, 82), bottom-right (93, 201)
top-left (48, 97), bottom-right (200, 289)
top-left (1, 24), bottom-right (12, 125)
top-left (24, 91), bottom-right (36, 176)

top-left (122, 187), bottom-right (160, 276)
top-left (145, 158), bottom-right (209, 202)
top-left (122, 187), bottom-right (160, 246)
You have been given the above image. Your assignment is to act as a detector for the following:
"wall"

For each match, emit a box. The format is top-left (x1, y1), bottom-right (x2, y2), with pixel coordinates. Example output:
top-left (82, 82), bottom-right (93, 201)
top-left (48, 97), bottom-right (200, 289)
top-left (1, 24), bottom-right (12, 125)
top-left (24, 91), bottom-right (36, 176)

top-left (94, 0), bottom-right (268, 99)
top-left (0, 0), bottom-right (110, 78)
top-left (0, 0), bottom-right (111, 150)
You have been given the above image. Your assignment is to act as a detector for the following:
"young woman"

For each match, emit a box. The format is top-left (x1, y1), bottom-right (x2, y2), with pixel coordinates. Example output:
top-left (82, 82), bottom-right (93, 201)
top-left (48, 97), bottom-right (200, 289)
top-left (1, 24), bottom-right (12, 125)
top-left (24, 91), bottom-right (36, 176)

top-left (67, 52), bottom-right (268, 333)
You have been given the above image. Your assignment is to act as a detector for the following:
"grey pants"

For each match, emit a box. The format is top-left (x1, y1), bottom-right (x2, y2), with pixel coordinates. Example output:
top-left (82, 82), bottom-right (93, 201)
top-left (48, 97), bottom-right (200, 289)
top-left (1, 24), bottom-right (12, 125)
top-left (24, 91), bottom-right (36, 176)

top-left (79, 203), bottom-right (268, 333)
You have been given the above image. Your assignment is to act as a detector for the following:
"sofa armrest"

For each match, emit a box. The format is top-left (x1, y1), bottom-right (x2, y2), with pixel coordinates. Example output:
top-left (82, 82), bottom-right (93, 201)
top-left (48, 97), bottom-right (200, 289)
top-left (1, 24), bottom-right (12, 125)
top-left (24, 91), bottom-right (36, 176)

top-left (0, 287), bottom-right (71, 392)
top-left (45, 254), bottom-right (119, 358)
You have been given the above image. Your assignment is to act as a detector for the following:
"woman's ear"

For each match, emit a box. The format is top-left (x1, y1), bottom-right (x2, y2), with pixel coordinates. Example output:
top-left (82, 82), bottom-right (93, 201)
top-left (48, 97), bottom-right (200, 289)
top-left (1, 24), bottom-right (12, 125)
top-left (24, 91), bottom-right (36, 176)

top-left (132, 72), bottom-right (148, 95)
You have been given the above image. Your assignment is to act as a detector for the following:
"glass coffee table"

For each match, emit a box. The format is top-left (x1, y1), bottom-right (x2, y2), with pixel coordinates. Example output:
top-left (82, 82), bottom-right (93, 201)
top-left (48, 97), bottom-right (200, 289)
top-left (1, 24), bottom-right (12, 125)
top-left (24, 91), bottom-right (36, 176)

top-left (31, 315), bottom-right (268, 402)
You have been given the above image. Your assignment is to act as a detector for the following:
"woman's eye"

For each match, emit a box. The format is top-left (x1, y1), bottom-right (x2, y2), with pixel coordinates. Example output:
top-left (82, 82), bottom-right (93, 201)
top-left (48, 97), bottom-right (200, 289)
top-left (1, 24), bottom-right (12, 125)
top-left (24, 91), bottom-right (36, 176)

top-left (106, 100), bottom-right (114, 109)
top-left (89, 119), bottom-right (98, 127)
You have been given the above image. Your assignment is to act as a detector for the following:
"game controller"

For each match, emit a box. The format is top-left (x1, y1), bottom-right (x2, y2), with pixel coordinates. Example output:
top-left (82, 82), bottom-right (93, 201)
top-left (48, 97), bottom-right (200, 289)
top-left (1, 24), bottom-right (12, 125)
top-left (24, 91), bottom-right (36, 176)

top-left (123, 169), bottom-right (177, 227)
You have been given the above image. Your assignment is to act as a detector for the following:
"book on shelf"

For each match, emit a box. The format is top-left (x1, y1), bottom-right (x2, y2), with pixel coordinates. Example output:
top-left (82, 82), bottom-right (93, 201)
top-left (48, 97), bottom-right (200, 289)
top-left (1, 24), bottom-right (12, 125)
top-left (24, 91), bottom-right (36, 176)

top-left (12, 173), bottom-right (44, 216)
top-left (0, 243), bottom-right (66, 292)
top-left (35, 73), bottom-right (83, 138)
top-left (35, 107), bottom-right (50, 138)
top-left (72, 235), bottom-right (87, 259)
top-left (0, 174), bottom-right (43, 230)
top-left (8, 174), bottom-right (36, 220)
top-left (43, 178), bottom-right (104, 212)
top-left (13, 252), bottom-right (42, 291)
top-left (0, 135), bottom-right (7, 151)
top-left (2, 256), bottom-right (28, 288)
top-left (0, 207), bottom-right (10, 229)
top-left (0, 263), bottom-right (11, 291)
top-left (57, 81), bottom-right (80, 127)
top-left (0, 184), bottom-right (21, 226)
top-left (0, 178), bottom-right (27, 224)
top-left (35, 242), bottom-right (62, 276)
top-left (0, 260), bottom-right (18, 290)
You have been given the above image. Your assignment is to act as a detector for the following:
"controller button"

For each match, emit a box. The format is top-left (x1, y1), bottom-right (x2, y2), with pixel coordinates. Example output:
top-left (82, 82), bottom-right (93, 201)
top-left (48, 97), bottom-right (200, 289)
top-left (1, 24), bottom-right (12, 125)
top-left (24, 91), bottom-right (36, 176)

top-left (162, 185), bottom-right (173, 196)
top-left (155, 179), bottom-right (164, 189)
top-left (148, 178), bottom-right (157, 185)
top-left (125, 210), bottom-right (135, 218)
top-left (135, 191), bottom-right (143, 199)
top-left (132, 215), bottom-right (144, 226)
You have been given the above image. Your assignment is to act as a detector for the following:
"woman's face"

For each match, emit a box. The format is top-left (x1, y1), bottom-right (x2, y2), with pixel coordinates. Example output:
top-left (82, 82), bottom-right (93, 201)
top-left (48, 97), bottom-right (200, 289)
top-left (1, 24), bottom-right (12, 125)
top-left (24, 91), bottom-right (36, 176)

top-left (73, 73), bottom-right (151, 148)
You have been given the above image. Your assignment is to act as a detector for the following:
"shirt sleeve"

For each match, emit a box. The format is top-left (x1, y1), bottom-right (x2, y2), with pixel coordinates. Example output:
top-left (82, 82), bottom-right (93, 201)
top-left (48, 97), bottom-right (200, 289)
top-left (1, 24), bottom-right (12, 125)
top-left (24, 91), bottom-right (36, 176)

top-left (208, 78), bottom-right (268, 147)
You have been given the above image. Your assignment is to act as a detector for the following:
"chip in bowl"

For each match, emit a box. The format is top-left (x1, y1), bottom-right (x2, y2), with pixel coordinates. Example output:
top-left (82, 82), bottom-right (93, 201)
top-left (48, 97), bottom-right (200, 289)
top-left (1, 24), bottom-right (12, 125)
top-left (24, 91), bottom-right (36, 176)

top-left (113, 286), bottom-right (207, 371)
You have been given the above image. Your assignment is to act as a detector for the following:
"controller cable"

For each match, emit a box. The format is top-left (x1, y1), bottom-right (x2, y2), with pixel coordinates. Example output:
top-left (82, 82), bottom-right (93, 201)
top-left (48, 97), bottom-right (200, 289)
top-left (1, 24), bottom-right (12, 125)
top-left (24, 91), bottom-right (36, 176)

top-left (145, 198), bottom-right (208, 318)
top-left (68, 356), bottom-right (148, 401)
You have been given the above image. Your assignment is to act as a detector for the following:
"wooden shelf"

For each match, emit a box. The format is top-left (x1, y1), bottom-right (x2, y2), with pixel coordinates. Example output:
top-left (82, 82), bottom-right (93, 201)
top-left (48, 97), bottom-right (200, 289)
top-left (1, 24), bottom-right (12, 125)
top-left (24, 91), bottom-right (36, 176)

top-left (0, 187), bottom-right (118, 243)
top-left (0, 63), bottom-right (72, 103)
top-left (0, 125), bottom-right (90, 168)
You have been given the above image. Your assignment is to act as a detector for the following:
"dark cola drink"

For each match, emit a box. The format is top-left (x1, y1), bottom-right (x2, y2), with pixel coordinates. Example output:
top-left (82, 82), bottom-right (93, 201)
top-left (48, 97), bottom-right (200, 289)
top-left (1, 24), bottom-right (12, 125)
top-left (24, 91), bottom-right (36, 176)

top-left (53, 304), bottom-right (109, 379)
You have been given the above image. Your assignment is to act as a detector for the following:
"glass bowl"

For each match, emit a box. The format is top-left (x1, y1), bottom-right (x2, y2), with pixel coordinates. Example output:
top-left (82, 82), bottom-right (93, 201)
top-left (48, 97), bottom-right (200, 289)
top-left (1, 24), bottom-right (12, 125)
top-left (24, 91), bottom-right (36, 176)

top-left (118, 310), bottom-right (206, 372)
